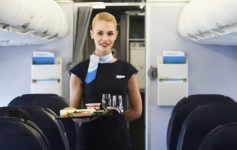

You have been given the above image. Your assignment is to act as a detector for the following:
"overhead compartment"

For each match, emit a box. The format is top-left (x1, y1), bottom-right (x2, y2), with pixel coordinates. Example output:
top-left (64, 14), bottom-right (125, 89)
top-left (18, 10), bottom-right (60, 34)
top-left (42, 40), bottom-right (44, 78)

top-left (178, 0), bottom-right (237, 46)
top-left (0, 0), bottom-right (69, 46)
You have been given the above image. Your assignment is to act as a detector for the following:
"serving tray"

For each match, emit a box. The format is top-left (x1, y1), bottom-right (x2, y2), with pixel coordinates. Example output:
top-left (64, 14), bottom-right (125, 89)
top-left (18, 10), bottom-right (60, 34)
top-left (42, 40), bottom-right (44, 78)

top-left (56, 111), bottom-right (123, 119)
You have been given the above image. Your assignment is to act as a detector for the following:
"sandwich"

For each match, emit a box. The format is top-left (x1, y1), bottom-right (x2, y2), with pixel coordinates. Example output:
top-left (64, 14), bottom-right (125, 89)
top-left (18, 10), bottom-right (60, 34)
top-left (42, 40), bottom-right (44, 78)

top-left (60, 107), bottom-right (95, 118)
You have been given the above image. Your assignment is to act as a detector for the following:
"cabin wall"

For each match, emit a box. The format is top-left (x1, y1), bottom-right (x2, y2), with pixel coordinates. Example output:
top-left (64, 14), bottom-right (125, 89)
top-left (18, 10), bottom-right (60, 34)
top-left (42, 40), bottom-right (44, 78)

top-left (0, 38), bottom-right (72, 106)
top-left (146, 3), bottom-right (237, 150)
top-left (0, 2), bottom-right (73, 106)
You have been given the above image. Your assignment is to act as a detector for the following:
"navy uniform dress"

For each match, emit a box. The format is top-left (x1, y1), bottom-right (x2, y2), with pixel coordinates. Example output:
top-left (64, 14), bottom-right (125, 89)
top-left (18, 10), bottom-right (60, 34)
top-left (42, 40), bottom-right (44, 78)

top-left (70, 59), bottom-right (137, 150)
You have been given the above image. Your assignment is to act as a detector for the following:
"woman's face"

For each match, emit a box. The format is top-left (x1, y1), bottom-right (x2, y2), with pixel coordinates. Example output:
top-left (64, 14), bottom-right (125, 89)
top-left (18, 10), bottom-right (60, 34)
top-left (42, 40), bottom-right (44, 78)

top-left (90, 20), bottom-right (118, 56)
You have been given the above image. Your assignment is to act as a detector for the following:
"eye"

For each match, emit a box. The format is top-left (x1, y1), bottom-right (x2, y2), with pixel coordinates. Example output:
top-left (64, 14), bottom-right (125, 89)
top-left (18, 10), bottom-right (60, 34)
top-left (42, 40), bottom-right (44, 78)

top-left (97, 31), bottom-right (103, 35)
top-left (108, 32), bottom-right (114, 36)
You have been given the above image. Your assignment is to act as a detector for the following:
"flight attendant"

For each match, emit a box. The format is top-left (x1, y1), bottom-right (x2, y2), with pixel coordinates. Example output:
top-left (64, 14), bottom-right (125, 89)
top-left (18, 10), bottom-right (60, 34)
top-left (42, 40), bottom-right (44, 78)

top-left (70, 12), bottom-right (142, 150)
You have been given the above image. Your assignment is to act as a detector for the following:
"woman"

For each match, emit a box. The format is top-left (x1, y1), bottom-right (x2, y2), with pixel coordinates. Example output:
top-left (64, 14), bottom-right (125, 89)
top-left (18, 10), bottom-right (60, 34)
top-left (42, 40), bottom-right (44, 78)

top-left (70, 12), bottom-right (142, 150)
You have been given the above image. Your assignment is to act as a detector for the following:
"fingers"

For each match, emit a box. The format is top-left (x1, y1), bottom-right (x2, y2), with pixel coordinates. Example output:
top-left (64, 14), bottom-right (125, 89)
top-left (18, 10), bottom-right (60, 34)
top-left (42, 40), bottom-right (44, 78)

top-left (72, 118), bottom-right (91, 123)
top-left (72, 118), bottom-right (88, 122)
top-left (72, 117), bottom-right (99, 123)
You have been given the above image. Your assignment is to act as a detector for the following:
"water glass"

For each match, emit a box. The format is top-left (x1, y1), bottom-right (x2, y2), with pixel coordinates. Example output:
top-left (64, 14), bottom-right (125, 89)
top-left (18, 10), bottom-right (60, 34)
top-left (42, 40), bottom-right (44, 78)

top-left (112, 95), bottom-right (124, 113)
top-left (102, 94), bottom-right (111, 110)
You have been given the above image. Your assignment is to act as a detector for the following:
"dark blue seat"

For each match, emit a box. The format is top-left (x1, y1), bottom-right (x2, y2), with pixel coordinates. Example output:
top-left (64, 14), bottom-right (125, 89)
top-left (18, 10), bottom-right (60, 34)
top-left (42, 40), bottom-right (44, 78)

top-left (0, 106), bottom-right (70, 150)
top-left (8, 94), bottom-right (69, 114)
top-left (167, 94), bottom-right (235, 150)
top-left (177, 103), bottom-right (237, 150)
top-left (0, 117), bottom-right (49, 150)
top-left (8, 94), bottom-right (77, 150)
top-left (199, 122), bottom-right (237, 150)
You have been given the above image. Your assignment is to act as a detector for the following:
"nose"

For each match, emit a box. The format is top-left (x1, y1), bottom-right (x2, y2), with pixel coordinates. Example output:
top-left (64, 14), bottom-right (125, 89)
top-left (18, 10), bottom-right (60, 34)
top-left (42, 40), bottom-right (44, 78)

top-left (102, 35), bottom-right (109, 41)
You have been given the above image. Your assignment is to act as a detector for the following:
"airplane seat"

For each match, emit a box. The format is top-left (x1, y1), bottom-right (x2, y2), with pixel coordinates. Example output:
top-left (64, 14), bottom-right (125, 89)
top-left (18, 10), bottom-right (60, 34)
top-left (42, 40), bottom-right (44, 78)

top-left (8, 94), bottom-right (77, 150)
top-left (8, 94), bottom-right (68, 113)
top-left (0, 106), bottom-right (70, 150)
top-left (167, 94), bottom-right (235, 150)
top-left (199, 122), bottom-right (237, 150)
top-left (177, 103), bottom-right (237, 150)
top-left (0, 117), bottom-right (49, 150)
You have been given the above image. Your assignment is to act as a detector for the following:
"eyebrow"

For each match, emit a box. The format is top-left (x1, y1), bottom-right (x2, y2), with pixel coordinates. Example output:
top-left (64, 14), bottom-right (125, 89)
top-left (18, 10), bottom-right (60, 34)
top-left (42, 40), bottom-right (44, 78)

top-left (96, 30), bottom-right (114, 32)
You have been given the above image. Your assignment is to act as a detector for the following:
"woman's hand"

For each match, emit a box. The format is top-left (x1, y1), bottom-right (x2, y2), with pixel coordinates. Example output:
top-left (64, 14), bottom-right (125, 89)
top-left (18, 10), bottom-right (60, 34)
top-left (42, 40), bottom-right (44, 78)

top-left (72, 117), bottom-right (99, 123)
top-left (72, 118), bottom-right (90, 123)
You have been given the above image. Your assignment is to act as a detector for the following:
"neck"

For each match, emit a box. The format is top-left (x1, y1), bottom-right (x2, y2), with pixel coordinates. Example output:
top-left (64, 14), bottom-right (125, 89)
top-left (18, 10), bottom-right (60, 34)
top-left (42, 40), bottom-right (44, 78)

top-left (94, 50), bottom-right (110, 57)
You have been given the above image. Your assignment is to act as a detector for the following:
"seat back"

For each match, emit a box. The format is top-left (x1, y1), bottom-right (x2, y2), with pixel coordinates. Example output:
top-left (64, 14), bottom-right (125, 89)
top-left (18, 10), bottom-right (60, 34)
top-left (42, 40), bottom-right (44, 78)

top-left (8, 94), bottom-right (77, 150)
top-left (199, 122), bottom-right (237, 150)
top-left (8, 94), bottom-right (68, 113)
top-left (167, 94), bottom-right (235, 150)
top-left (177, 103), bottom-right (237, 150)
top-left (0, 117), bottom-right (49, 150)
top-left (0, 106), bottom-right (70, 150)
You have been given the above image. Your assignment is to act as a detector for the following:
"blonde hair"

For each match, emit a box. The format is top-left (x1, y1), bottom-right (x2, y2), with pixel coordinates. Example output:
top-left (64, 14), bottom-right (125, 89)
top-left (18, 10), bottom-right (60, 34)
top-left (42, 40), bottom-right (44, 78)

top-left (92, 12), bottom-right (117, 30)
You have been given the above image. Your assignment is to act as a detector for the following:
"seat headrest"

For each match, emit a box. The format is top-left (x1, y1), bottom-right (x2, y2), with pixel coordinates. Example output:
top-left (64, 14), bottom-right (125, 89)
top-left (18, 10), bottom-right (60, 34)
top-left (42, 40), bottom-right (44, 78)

top-left (0, 117), bottom-right (49, 150)
top-left (178, 103), bottom-right (237, 150)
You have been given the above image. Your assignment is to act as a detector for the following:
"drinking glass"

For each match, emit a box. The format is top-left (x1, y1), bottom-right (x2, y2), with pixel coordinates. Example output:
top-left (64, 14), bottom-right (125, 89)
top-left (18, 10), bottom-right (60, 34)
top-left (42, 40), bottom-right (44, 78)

top-left (112, 95), bottom-right (124, 113)
top-left (102, 94), bottom-right (111, 110)
top-left (112, 95), bottom-right (117, 107)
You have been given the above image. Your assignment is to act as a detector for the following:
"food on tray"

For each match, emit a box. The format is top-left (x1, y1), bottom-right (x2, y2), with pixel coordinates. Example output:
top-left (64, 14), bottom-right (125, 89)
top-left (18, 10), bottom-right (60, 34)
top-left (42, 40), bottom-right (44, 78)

top-left (59, 106), bottom-right (121, 118)
top-left (93, 110), bottom-right (106, 115)
top-left (60, 107), bottom-right (96, 118)
top-left (85, 103), bottom-right (101, 110)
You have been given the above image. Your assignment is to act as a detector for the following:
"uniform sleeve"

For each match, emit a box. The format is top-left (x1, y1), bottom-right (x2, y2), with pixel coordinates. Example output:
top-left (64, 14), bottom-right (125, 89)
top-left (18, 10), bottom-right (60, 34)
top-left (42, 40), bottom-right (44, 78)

top-left (69, 61), bottom-right (88, 83)
top-left (126, 62), bottom-right (138, 80)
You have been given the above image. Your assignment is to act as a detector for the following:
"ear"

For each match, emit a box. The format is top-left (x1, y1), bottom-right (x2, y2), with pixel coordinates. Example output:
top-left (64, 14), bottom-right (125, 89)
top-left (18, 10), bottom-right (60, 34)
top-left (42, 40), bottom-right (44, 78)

top-left (115, 31), bottom-right (119, 40)
top-left (90, 29), bottom-right (94, 39)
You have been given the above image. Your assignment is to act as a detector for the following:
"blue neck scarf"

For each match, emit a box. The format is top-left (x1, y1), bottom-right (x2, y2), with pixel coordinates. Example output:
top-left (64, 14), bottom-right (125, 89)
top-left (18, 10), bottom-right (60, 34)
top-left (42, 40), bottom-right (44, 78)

top-left (85, 52), bottom-right (113, 84)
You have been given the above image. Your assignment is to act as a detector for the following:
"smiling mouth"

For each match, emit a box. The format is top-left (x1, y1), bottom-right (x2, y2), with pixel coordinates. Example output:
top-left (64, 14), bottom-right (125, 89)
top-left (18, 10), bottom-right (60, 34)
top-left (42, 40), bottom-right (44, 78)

top-left (100, 43), bottom-right (109, 47)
